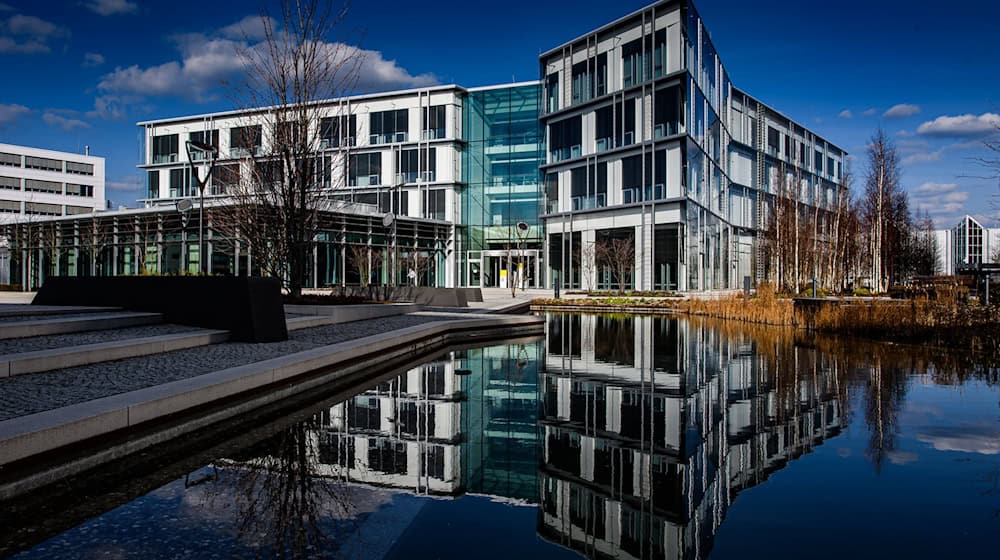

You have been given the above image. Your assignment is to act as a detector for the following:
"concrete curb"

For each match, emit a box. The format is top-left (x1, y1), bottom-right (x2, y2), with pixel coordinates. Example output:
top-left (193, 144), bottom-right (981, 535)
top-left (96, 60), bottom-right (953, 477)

top-left (0, 329), bottom-right (230, 378)
top-left (0, 314), bottom-right (543, 489)
top-left (0, 312), bottom-right (163, 340)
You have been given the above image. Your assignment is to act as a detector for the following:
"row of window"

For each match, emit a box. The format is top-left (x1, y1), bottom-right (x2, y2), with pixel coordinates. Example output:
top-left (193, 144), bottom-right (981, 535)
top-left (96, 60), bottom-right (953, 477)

top-left (0, 200), bottom-right (92, 215)
top-left (0, 176), bottom-right (94, 196)
top-left (0, 152), bottom-right (95, 175)
top-left (546, 149), bottom-right (673, 213)
top-left (150, 106), bottom-right (451, 163)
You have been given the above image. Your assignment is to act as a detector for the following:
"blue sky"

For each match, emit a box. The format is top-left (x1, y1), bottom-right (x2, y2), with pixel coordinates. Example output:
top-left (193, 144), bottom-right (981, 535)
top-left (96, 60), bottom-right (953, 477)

top-left (0, 0), bottom-right (997, 226)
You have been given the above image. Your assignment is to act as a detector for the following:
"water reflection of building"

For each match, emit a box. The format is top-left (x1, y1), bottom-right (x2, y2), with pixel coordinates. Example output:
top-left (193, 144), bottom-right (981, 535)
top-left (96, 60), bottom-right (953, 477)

top-left (311, 342), bottom-right (542, 498)
top-left (539, 314), bottom-right (844, 559)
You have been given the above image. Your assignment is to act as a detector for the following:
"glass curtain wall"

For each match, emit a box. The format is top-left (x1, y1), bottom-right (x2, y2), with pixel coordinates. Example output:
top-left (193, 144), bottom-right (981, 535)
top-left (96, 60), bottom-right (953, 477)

top-left (461, 84), bottom-right (544, 288)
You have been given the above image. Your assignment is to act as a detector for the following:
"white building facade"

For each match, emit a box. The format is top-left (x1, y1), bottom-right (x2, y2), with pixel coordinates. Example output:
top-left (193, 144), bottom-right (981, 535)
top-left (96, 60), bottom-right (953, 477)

top-left (0, 143), bottom-right (106, 219)
top-left (934, 215), bottom-right (1000, 276)
top-left (540, 0), bottom-right (846, 292)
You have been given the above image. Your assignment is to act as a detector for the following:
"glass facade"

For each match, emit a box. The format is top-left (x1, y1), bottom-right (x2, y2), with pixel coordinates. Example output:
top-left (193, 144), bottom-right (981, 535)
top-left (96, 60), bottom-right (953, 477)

top-left (460, 84), bottom-right (544, 288)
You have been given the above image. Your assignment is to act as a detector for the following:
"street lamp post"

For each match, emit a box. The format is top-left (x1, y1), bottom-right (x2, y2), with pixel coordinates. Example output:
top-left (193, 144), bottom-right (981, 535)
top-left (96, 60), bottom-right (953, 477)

top-left (184, 140), bottom-right (219, 275)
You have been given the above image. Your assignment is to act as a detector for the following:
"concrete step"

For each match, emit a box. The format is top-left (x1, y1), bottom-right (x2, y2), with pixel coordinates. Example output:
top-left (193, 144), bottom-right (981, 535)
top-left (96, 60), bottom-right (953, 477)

top-left (0, 305), bottom-right (122, 319)
top-left (0, 312), bottom-right (163, 340)
top-left (286, 315), bottom-right (338, 331)
top-left (0, 329), bottom-right (230, 378)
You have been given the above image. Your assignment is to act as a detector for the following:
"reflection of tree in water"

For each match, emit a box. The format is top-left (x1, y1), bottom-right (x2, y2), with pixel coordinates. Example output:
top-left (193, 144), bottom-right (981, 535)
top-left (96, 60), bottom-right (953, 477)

top-left (203, 417), bottom-right (356, 559)
top-left (696, 317), bottom-right (1000, 474)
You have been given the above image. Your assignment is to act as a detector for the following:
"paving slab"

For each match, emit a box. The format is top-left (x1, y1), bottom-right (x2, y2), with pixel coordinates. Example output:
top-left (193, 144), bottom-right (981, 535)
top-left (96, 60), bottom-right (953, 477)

top-left (0, 312), bottom-right (163, 340)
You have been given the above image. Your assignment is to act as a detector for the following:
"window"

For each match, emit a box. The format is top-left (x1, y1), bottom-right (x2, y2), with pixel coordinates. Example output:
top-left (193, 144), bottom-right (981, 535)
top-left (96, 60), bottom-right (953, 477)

top-left (24, 202), bottom-right (61, 216)
top-left (147, 170), bottom-right (159, 198)
top-left (210, 164), bottom-right (240, 195)
top-left (545, 73), bottom-right (559, 113)
top-left (545, 172), bottom-right (559, 213)
top-left (814, 150), bottom-right (823, 173)
top-left (169, 167), bottom-right (191, 197)
top-left (0, 199), bottom-right (20, 213)
top-left (423, 105), bottom-right (446, 140)
top-left (653, 29), bottom-right (667, 78)
top-left (423, 189), bottom-right (446, 220)
top-left (766, 128), bottom-right (779, 156)
top-left (595, 53), bottom-right (608, 97)
top-left (654, 85), bottom-right (682, 138)
top-left (229, 126), bottom-right (261, 157)
top-left (549, 116), bottom-right (581, 162)
top-left (595, 106), bottom-right (613, 152)
top-left (348, 152), bottom-right (381, 186)
top-left (397, 148), bottom-right (436, 183)
top-left (622, 155), bottom-right (642, 203)
top-left (616, 98), bottom-right (636, 146)
top-left (622, 38), bottom-right (647, 87)
top-left (65, 161), bottom-right (95, 175)
top-left (25, 156), bottom-right (63, 172)
top-left (151, 134), bottom-right (179, 164)
top-left (65, 183), bottom-right (94, 197)
top-left (370, 109), bottom-right (408, 144)
top-left (572, 60), bottom-right (591, 105)
top-left (320, 114), bottom-right (357, 148)
top-left (275, 121), bottom-right (306, 149)
top-left (25, 179), bottom-right (62, 193)
top-left (188, 130), bottom-right (219, 160)
top-left (0, 152), bottom-right (20, 167)
top-left (379, 190), bottom-right (408, 215)
top-left (0, 176), bottom-right (19, 190)
top-left (65, 205), bottom-right (92, 215)
top-left (596, 161), bottom-right (607, 207)
top-left (571, 167), bottom-right (586, 210)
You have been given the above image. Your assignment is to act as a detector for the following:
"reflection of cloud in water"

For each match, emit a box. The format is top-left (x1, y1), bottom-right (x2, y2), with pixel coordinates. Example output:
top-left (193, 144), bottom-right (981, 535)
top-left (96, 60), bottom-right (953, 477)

top-left (917, 425), bottom-right (1000, 455)
top-left (887, 450), bottom-right (919, 465)
top-left (837, 448), bottom-right (853, 458)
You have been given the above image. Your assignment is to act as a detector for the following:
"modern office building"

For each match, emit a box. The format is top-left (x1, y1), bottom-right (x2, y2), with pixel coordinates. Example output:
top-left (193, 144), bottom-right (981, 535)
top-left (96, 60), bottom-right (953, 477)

top-left (934, 215), bottom-right (1000, 275)
top-left (2, 0), bottom-right (853, 293)
top-left (0, 143), bottom-right (105, 219)
top-left (540, 0), bottom-right (846, 291)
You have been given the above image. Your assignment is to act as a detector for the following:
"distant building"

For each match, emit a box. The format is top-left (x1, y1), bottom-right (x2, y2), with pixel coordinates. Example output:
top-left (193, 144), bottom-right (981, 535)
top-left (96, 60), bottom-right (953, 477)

top-left (933, 215), bottom-right (1000, 275)
top-left (0, 143), bottom-right (106, 219)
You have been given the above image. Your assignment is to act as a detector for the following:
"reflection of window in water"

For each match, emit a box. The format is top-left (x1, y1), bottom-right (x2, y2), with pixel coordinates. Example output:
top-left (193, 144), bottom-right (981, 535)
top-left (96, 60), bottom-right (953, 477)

top-left (398, 401), bottom-right (435, 437)
top-left (422, 364), bottom-right (446, 396)
top-left (421, 445), bottom-right (446, 479)
top-left (348, 397), bottom-right (381, 430)
top-left (318, 433), bottom-right (355, 467)
top-left (368, 439), bottom-right (407, 475)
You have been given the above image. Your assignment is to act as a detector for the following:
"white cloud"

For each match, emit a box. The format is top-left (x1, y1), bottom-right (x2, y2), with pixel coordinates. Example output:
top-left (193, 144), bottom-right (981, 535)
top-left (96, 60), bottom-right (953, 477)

top-left (901, 150), bottom-right (943, 165)
top-left (916, 112), bottom-right (1000, 138)
top-left (84, 0), bottom-right (137, 16)
top-left (884, 103), bottom-right (921, 119)
top-left (909, 182), bottom-right (970, 218)
top-left (917, 426), bottom-right (1000, 455)
top-left (93, 15), bottom-right (438, 114)
top-left (218, 15), bottom-right (277, 41)
top-left (86, 94), bottom-right (131, 120)
top-left (838, 109), bottom-right (853, 119)
top-left (42, 111), bottom-right (90, 131)
top-left (913, 182), bottom-right (960, 194)
top-left (82, 52), bottom-right (105, 66)
top-left (862, 108), bottom-right (878, 117)
top-left (0, 103), bottom-right (29, 127)
top-left (0, 14), bottom-right (68, 53)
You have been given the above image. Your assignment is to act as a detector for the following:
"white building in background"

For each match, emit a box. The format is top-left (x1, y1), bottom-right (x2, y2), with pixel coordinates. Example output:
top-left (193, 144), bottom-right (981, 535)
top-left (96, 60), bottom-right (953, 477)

top-left (933, 215), bottom-right (1000, 275)
top-left (0, 143), bottom-right (106, 219)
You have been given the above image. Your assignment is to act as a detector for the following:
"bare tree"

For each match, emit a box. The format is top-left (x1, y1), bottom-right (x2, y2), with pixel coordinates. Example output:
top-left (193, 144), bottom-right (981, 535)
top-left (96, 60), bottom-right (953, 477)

top-left (347, 244), bottom-right (384, 288)
top-left (595, 236), bottom-right (634, 294)
top-left (862, 128), bottom-right (903, 293)
top-left (218, 0), bottom-right (361, 298)
top-left (580, 241), bottom-right (597, 292)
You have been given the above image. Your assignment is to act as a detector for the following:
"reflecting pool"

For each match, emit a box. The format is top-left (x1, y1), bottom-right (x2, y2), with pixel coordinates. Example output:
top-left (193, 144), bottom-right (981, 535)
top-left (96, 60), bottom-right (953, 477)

top-left (3, 314), bottom-right (998, 559)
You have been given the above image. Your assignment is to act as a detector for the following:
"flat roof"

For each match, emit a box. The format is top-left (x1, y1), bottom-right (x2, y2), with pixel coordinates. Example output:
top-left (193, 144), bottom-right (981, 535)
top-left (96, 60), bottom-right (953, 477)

top-left (136, 84), bottom-right (467, 126)
top-left (0, 142), bottom-right (104, 162)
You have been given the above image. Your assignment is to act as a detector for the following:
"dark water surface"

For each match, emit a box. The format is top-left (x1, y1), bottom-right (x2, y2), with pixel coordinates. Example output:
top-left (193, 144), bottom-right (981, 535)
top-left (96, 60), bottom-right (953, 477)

top-left (3, 313), bottom-right (998, 559)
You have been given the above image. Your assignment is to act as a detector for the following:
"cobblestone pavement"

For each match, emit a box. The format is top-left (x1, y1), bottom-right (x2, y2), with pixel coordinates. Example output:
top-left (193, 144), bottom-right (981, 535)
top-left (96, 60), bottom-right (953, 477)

top-left (0, 324), bottom-right (201, 356)
top-left (0, 314), bottom-right (452, 421)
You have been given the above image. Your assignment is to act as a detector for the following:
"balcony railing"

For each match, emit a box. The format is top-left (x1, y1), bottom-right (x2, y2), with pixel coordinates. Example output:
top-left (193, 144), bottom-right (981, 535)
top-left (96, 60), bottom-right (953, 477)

top-left (153, 153), bottom-right (178, 164)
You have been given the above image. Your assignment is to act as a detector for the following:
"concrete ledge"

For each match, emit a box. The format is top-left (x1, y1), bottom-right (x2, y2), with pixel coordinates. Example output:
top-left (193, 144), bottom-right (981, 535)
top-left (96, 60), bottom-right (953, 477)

top-left (0, 312), bottom-right (163, 340)
top-left (285, 315), bottom-right (338, 331)
top-left (0, 314), bottom-right (542, 477)
top-left (0, 329), bottom-right (230, 378)
top-left (285, 303), bottom-right (419, 323)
